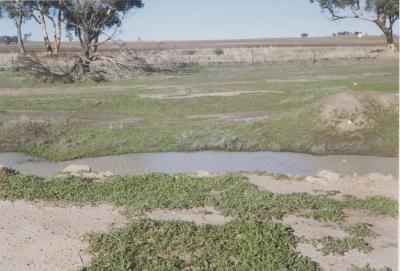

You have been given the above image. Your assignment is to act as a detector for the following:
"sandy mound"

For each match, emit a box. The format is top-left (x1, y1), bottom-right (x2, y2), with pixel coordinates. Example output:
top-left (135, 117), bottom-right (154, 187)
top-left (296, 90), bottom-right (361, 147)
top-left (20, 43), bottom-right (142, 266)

top-left (320, 92), bottom-right (398, 132)
top-left (246, 170), bottom-right (398, 199)
top-left (145, 206), bottom-right (232, 225)
top-left (0, 200), bottom-right (126, 271)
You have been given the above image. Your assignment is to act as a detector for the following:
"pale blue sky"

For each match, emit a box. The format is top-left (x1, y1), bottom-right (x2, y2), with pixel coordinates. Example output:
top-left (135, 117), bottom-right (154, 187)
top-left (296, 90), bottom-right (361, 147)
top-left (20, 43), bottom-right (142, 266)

top-left (0, 0), bottom-right (398, 41)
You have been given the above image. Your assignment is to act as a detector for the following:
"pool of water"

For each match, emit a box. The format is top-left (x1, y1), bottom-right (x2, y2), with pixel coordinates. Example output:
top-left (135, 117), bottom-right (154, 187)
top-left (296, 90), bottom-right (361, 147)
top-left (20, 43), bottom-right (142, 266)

top-left (0, 151), bottom-right (397, 178)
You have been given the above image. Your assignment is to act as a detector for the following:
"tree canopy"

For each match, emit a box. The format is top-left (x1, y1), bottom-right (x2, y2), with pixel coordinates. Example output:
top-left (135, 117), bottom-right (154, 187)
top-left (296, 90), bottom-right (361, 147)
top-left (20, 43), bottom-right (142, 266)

top-left (63, 0), bottom-right (144, 58)
top-left (0, 0), bottom-right (31, 54)
top-left (0, 0), bottom-right (144, 57)
top-left (311, 0), bottom-right (399, 49)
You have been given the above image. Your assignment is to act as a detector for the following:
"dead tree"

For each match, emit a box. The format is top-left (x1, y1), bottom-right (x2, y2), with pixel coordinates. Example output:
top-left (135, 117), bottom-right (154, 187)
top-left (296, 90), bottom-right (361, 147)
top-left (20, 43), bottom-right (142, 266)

top-left (16, 40), bottom-right (183, 82)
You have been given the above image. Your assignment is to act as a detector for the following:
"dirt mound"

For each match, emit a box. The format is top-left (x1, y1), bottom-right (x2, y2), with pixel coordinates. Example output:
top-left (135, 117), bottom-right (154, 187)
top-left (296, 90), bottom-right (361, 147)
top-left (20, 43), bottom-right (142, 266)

top-left (320, 92), bottom-right (398, 132)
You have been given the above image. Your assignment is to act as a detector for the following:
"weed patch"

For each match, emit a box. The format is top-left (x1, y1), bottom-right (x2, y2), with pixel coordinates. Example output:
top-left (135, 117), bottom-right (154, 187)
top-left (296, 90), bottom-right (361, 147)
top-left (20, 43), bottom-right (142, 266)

top-left (0, 171), bottom-right (396, 221)
top-left (315, 223), bottom-right (377, 256)
top-left (352, 264), bottom-right (392, 271)
top-left (317, 235), bottom-right (372, 255)
top-left (83, 219), bottom-right (319, 271)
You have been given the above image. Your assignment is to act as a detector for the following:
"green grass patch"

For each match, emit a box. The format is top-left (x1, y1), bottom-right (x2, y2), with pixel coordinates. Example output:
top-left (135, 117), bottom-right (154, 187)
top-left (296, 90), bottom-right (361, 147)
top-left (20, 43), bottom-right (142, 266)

top-left (0, 59), bottom-right (398, 159)
top-left (342, 195), bottom-right (398, 218)
top-left (0, 171), bottom-right (396, 221)
top-left (83, 219), bottom-right (319, 270)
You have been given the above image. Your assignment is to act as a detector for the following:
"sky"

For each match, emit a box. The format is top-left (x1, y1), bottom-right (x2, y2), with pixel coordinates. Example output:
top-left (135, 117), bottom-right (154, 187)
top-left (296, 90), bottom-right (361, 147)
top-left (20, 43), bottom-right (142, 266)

top-left (0, 0), bottom-right (399, 41)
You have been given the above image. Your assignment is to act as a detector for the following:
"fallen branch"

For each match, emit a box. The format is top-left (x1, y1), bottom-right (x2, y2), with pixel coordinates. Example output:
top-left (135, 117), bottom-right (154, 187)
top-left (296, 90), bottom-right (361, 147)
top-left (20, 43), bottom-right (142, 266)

top-left (15, 40), bottom-right (184, 82)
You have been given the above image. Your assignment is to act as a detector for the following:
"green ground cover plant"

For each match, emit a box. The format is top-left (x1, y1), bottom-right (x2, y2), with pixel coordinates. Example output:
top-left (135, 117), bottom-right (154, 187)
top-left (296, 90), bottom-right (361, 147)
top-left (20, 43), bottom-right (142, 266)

top-left (0, 171), bottom-right (396, 220)
top-left (0, 169), bottom-right (396, 270)
top-left (83, 219), bottom-right (319, 271)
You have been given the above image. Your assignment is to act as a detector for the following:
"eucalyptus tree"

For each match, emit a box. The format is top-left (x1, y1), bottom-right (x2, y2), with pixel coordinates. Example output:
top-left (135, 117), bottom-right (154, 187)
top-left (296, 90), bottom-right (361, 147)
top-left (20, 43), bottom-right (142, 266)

top-left (26, 1), bottom-right (53, 54)
top-left (310, 0), bottom-right (399, 50)
top-left (63, 0), bottom-right (144, 60)
top-left (0, 0), bottom-right (29, 55)
top-left (24, 0), bottom-right (64, 55)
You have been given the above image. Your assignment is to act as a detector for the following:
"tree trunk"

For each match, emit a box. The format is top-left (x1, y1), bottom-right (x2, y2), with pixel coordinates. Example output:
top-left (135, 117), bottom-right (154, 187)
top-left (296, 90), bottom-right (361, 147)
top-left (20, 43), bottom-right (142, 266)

top-left (384, 31), bottom-right (396, 52)
top-left (14, 15), bottom-right (25, 56)
top-left (54, 0), bottom-right (63, 55)
top-left (39, 13), bottom-right (53, 55)
top-left (93, 35), bottom-right (99, 54)
top-left (375, 20), bottom-right (396, 52)
top-left (83, 33), bottom-right (90, 59)
top-left (76, 26), bottom-right (84, 49)
top-left (82, 31), bottom-right (91, 72)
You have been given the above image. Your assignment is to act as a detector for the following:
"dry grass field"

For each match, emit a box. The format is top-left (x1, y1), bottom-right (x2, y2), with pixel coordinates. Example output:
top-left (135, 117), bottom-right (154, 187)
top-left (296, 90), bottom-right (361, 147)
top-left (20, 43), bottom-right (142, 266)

top-left (0, 36), bottom-right (396, 68)
top-left (0, 36), bottom-right (394, 53)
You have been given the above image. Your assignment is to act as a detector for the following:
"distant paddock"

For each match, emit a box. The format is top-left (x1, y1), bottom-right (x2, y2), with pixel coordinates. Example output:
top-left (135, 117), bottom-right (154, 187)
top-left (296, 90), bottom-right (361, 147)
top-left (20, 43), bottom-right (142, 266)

top-left (0, 36), bottom-right (396, 69)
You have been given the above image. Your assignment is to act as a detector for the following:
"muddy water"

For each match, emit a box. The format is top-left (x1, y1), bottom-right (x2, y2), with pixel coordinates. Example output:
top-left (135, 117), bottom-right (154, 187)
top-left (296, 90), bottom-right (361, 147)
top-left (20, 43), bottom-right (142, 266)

top-left (0, 152), bottom-right (398, 178)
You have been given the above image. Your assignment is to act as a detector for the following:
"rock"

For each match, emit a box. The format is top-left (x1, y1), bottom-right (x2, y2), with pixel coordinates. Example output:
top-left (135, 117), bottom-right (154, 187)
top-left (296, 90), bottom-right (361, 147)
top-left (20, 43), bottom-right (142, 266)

top-left (102, 171), bottom-right (114, 177)
top-left (61, 164), bottom-right (91, 174)
top-left (57, 165), bottom-right (113, 181)
top-left (194, 171), bottom-right (212, 177)
top-left (316, 170), bottom-right (341, 182)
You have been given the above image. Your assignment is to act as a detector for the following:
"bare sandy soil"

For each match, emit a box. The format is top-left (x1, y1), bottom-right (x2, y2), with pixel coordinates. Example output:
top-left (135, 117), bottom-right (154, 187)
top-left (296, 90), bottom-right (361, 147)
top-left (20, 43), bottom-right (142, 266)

top-left (248, 171), bottom-right (398, 270)
top-left (0, 167), bottom-right (397, 270)
top-left (0, 199), bottom-right (231, 271)
top-left (246, 170), bottom-right (398, 199)
top-left (283, 211), bottom-right (397, 271)
top-left (0, 200), bottom-right (127, 271)
top-left (145, 206), bottom-right (232, 225)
